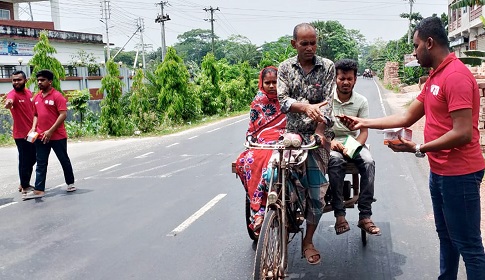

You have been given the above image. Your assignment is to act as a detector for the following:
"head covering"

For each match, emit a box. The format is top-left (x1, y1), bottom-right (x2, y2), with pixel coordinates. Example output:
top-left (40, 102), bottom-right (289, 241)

top-left (258, 66), bottom-right (278, 99)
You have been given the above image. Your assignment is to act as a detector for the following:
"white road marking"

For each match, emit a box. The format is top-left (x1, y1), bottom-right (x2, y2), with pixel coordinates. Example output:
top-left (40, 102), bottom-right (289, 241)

top-left (48, 183), bottom-right (65, 191)
top-left (188, 135), bottom-right (198, 139)
top-left (0, 202), bottom-right (17, 210)
top-left (135, 152), bottom-right (154, 158)
top-left (167, 193), bottom-right (227, 236)
top-left (373, 78), bottom-right (387, 116)
top-left (99, 164), bottom-right (121, 172)
top-left (207, 127), bottom-right (221, 133)
top-left (166, 143), bottom-right (179, 148)
top-left (118, 157), bottom-right (193, 178)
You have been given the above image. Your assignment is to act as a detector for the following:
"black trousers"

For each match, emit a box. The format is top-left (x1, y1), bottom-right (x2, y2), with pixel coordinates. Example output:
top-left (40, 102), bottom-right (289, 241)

top-left (14, 138), bottom-right (36, 188)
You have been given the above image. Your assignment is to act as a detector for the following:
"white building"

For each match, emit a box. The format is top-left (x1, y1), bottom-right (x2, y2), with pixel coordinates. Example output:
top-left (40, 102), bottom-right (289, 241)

top-left (448, 1), bottom-right (485, 56)
top-left (0, 0), bottom-right (105, 79)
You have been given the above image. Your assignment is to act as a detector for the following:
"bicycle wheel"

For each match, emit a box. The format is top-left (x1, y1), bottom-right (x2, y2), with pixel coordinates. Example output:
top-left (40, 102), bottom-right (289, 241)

top-left (253, 209), bottom-right (284, 280)
top-left (246, 195), bottom-right (258, 241)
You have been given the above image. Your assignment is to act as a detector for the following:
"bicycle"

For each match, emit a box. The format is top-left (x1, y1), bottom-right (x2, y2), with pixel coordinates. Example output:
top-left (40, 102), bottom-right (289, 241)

top-left (245, 133), bottom-right (321, 280)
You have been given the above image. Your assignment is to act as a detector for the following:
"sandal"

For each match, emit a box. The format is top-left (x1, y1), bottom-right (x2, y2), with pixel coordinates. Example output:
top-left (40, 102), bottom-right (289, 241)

top-left (334, 217), bottom-right (350, 235)
top-left (19, 185), bottom-right (34, 194)
top-left (67, 184), bottom-right (77, 192)
top-left (302, 243), bottom-right (321, 265)
top-left (358, 218), bottom-right (381, 236)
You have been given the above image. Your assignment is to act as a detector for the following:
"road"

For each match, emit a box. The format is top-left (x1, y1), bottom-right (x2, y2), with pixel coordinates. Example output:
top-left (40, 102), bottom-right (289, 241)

top-left (0, 77), bottom-right (466, 280)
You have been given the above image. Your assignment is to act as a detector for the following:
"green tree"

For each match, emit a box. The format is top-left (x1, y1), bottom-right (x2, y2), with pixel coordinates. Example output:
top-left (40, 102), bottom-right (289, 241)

top-left (259, 35), bottom-right (296, 67)
top-left (155, 47), bottom-right (201, 123)
top-left (221, 35), bottom-right (261, 67)
top-left (311, 20), bottom-right (359, 61)
top-left (173, 29), bottom-right (215, 64)
top-left (99, 60), bottom-right (132, 136)
top-left (197, 53), bottom-right (224, 115)
top-left (111, 48), bottom-right (137, 68)
top-left (70, 50), bottom-right (101, 76)
top-left (28, 30), bottom-right (65, 92)
top-left (130, 69), bottom-right (159, 132)
top-left (451, 0), bottom-right (485, 9)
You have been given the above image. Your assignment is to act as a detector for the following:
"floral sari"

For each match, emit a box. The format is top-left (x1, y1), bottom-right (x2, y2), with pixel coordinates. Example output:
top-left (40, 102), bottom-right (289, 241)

top-left (235, 67), bottom-right (286, 231)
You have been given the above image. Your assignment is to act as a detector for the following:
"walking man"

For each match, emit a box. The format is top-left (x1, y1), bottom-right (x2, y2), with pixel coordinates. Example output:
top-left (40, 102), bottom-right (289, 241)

top-left (341, 17), bottom-right (485, 279)
top-left (4, 70), bottom-right (36, 194)
top-left (277, 23), bottom-right (335, 265)
top-left (328, 59), bottom-right (379, 236)
top-left (23, 70), bottom-right (76, 200)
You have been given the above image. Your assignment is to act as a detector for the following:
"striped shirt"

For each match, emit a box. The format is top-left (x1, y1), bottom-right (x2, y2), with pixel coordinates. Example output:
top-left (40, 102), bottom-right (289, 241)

top-left (332, 89), bottom-right (369, 143)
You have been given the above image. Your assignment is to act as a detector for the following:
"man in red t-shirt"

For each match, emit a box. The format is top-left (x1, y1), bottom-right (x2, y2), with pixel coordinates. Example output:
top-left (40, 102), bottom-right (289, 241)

top-left (4, 70), bottom-right (36, 193)
top-left (23, 69), bottom-right (76, 200)
top-left (341, 17), bottom-right (485, 279)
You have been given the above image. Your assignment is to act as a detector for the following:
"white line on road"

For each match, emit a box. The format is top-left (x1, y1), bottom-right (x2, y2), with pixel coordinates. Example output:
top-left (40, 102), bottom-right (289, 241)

top-left (188, 135), bottom-right (198, 139)
top-left (166, 143), bottom-right (179, 148)
top-left (167, 193), bottom-right (227, 236)
top-left (99, 164), bottom-right (121, 172)
top-left (207, 127), bottom-right (221, 133)
top-left (135, 152), bottom-right (154, 158)
top-left (0, 202), bottom-right (17, 210)
top-left (373, 78), bottom-right (387, 116)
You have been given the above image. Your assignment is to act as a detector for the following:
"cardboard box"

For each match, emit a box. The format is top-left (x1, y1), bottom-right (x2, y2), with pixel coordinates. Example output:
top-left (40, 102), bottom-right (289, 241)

top-left (26, 131), bottom-right (39, 143)
top-left (379, 128), bottom-right (412, 145)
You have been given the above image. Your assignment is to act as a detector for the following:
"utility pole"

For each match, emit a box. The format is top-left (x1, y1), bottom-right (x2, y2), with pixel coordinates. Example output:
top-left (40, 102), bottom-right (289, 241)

top-left (28, 3), bottom-right (33, 21)
top-left (138, 18), bottom-right (146, 69)
top-left (155, 1), bottom-right (170, 62)
top-left (406, 0), bottom-right (415, 44)
top-left (204, 6), bottom-right (219, 53)
top-left (101, 0), bottom-right (111, 60)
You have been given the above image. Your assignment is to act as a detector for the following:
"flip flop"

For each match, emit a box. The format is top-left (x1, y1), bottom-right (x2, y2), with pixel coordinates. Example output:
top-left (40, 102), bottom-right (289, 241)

top-left (335, 219), bottom-right (350, 235)
top-left (302, 243), bottom-right (321, 265)
top-left (22, 191), bottom-right (44, 201)
top-left (358, 218), bottom-right (381, 236)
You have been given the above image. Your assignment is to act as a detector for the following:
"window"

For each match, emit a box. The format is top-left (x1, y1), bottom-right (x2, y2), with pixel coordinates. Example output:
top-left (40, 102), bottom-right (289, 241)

top-left (0, 9), bottom-right (10, 20)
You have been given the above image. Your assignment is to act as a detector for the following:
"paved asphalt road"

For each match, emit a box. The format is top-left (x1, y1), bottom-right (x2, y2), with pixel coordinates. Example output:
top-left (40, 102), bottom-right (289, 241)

top-left (0, 77), bottom-right (466, 280)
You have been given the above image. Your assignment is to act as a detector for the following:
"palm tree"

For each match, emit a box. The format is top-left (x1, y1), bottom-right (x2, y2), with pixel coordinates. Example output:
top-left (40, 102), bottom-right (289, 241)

top-left (451, 0), bottom-right (485, 10)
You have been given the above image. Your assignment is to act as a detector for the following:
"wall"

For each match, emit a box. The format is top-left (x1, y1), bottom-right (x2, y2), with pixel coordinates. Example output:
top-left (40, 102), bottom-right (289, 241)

top-left (383, 62), bottom-right (400, 86)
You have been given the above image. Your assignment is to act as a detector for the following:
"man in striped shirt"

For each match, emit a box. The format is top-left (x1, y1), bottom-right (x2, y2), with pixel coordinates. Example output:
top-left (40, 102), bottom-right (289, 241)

top-left (328, 59), bottom-right (379, 236)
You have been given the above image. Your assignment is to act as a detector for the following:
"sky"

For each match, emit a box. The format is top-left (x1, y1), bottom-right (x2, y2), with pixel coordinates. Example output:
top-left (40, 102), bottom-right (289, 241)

top-left (19, 0), bottom-right (449, 52)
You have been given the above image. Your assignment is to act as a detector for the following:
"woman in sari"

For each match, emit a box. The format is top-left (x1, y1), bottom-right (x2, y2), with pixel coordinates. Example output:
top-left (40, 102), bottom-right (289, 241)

top-left (235, 66), bottom-right (286, 235)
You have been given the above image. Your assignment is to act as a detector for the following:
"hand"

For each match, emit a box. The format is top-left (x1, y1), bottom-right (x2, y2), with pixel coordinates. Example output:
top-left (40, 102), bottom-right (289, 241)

top-left (337, 114), bottom-right (363, 130)
top-left (41, 130), bottom-right (53, 144)
top-left (387, 135), bottom-right (416, 153)
top-left (330, 140), bottom-right (345, 152)
top-left (4, 99), bottom-right (13, 109)
top-left (305, 101), bottom-right (328, 123)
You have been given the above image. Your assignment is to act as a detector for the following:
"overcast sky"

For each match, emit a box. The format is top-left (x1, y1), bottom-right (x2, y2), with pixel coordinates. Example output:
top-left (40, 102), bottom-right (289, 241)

top-left (20, 0), bottom-right (448, 52)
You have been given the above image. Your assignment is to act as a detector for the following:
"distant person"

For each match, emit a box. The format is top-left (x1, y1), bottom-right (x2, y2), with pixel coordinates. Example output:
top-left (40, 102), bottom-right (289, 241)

top-left (4, 70), bottom-right (36, 194)
top-left (340, 17), bottom-right (485, 279)
top-left (235, 66), bottom-right (286, 235)
top-left (277, 23), bottom-right (335, 265)
top-left (328, 59), bottom-right (379, 236)
top-left (23, 70), bottom-right (76, 200)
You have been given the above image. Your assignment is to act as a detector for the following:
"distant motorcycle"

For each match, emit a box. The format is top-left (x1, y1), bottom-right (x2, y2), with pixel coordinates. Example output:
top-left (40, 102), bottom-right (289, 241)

top-left (363, 69), bottom-right (373, 79)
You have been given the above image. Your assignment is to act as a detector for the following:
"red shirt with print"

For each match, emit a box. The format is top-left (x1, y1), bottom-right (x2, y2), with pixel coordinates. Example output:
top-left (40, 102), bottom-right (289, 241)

top-left (33, 88), bottom-right (68, 140)
top-left (6, 88), bottom-right (34, 139)
top-left (417, 53), bottom-right (485, 175)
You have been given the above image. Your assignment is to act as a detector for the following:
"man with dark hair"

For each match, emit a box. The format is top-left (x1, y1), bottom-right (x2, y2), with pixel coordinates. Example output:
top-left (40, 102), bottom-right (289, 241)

top-left (341, 16), bottom-right (485, 279)
top-left (278, 22), bottom-right (335, 265)
top-left (328, 59), bottom-right (378, 236)
top-left (23, 69), bottom-right (76, 200)
top-left (4, 70), bottom-right (36, 194)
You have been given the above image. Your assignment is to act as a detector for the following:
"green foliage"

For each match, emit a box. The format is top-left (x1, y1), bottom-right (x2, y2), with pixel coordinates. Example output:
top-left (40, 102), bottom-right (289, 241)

top-left (27, 31), bottom-right (65, 92)
top-left (71, 50), bottom-right (101, 76)
top-left (99, 59), bottom-right (133, 136)
top-left (451, 0), bottom-right (485, 10)
top-left (197, 53), bottom-right (226, 115)
top-left (65, 110), bottom-right (100, 138)
top-left (173, 29), bottom-right (214, 64)
top-left (259, 35), bottom-right (296, 67)
top-left (111, 48), bottom-right (137, 68)
top-left (129, 68), bottom-right (159, 132)
top-left (67, 89), bottom-right (90, 127)
top-left (311, 20), bottom-right (360, 61)
top-left (155, 47), bottom-right (201, 123)
top-left (399, 66), bottom-right (428, 86)
top-left (221, 35), bottom-right (261, 67)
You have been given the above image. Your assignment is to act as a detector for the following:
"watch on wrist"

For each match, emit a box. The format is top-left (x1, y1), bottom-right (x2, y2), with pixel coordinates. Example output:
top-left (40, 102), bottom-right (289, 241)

top-left (415, 144), bottom-right (426, 158)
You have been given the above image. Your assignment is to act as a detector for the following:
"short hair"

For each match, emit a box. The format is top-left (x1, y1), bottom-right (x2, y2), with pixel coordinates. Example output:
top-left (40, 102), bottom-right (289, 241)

top-left (414, 16), bottom-right (448, 47)
top-left (36, 69), bottom-right (54, 81)
top-left (293, 23), bottom-right (316, 40)
top-left (335, 59), bottom-right (358, 77)
top-left (12, 70), bottom-right (26, 79)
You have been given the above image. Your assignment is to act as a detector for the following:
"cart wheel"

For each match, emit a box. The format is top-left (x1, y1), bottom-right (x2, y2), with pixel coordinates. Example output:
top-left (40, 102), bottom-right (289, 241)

top-left (246, 195), bottom-right (258, 241)
top-left (343, 180), bottom-right (352, 200)
top-left (361, 228), bottom-right (367, 246)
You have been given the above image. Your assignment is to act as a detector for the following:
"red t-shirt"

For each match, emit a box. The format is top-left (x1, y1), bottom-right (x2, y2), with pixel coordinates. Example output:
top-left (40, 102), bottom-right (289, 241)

top-left (417, 53), bottom-right (485, 175)
top-left (33, 88), bottom-right (68, 140)
top-left (6, 88), bottom-right (34, 139)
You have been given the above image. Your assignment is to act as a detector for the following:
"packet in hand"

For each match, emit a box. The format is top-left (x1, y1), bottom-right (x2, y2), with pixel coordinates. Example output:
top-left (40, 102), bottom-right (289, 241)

top-left (26, 131), bottom-right (39, 143)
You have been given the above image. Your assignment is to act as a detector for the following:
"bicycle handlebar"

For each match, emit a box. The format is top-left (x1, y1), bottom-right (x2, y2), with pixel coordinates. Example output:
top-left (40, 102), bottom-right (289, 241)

top-left (244, 134), bottom-right (322, 150)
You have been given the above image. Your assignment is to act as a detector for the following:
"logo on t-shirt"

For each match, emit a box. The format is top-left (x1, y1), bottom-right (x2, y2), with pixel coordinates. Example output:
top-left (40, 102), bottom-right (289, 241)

top-left (430, 84), bottom-right (440, 96)
top-left (48, 100), bottom-right (54, 105)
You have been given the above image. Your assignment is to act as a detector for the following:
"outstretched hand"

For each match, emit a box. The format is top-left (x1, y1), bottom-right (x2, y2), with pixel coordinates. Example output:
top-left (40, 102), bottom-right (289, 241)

top-left (336, 114), bottom-right (363, 131)
top-left (305, 101), bottom-right (328, 123)
top-left (387, 135), bottom-right (416, 153)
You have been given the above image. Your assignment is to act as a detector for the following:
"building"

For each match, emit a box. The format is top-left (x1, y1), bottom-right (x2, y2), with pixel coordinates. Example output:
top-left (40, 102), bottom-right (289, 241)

top-left (448, 1), bottom-right (485, 56)
top-left (0, 0), bottom-right (105, 79)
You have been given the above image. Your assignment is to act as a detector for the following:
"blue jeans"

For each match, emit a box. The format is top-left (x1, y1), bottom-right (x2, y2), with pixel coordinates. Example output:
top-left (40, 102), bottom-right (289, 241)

top-left (430, 170), bottom-right (485, 280)
top-left (14, 138), bottom-right (36, 188)
top-left (328, 147), bottom-right (375, 219)
top-left (34, 138), bottom-right (75, 192)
